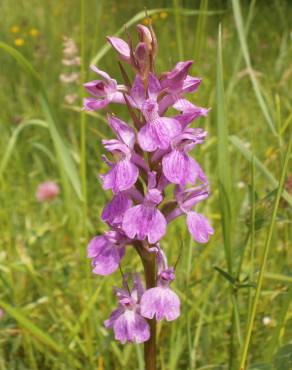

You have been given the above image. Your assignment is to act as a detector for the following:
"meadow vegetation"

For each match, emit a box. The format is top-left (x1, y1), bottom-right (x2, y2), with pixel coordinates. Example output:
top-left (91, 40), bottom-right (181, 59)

top-left (0, 0), bottom-right (291, 369)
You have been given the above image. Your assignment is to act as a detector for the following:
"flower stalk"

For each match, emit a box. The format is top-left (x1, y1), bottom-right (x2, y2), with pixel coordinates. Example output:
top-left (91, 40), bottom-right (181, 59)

top-left (142, 249), bottom-right (157, 370)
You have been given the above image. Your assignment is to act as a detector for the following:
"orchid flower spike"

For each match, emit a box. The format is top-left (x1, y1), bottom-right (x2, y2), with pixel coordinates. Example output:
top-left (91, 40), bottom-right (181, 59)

top-left (84, 22), bottom-right (213, 347)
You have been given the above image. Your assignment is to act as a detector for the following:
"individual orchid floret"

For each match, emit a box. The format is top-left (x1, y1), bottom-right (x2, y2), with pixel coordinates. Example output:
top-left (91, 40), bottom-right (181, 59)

top-left (100, 114), bottom-right (143, 193)
top-left (158, 61), bottom-right (203, 115)
top-left (138, 99), bottom-right (181, 152)
top-left (83, 65), bottom-right (125, 111)
top-left (101, 139), bottom-right (139, 193)
top-left (101, 191), bottom-right (132, 227)
top-left (105, 274), bottom-right (150, 344)
top-left (160, 60), bottom-right (193, 92)
top-left (140, 248), bottom-right (180, 321)
top-left (162, 128), bottom-right (207, 185)
top-left (87, 231), bottom-right (128, 275)
top-left (122, 173), bottom-right (167, 244)
top-left (167, 186), bottom-right (214, 243)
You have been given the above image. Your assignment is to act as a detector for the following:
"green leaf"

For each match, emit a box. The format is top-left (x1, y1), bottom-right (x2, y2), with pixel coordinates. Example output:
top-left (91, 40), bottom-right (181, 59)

top-left (214, 266), bottom-right (236, 285)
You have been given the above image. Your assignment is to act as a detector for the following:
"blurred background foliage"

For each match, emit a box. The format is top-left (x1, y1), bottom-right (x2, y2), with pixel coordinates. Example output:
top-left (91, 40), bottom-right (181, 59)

top-left (0, 0), bottom-right (291, 369)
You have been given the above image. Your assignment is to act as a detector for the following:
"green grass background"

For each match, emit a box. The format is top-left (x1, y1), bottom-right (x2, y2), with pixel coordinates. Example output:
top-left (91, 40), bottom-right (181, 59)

top-left (0, 0), bottom-right (291, 369)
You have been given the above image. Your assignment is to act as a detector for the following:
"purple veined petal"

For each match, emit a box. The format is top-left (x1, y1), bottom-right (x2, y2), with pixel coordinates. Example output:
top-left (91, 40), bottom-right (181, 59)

top-left (173, 98), bottom-right (196, 113)
top-left (83, 97), bottom-right (109, 111)
top-left (182, 76), bottom-right (201, 93)
top-left (159, 267), bottom-right (176, 283)
top-left (113, 310), bottom-right (150, 344)
top-left (102, 192), bottom-right (132, 226)
top-left (132, 273), bottom-right (145, 301)
top-left (122, 204), bottom-right (166, 243)
top-left (102, 139), bottom-right (130, 155)
top-left (130, 75), bottom-right (145, 109)
top-left (137, 24), bottom-right (152, 45)
top-left (83, 80), bottom-right (106, 97)
top-left (140, 207), bottom-right (166, 244)
top-left (158, 93), bottom-right (179, 115)
top-left (159, 117), bottom-right (182, 143)
top-left (140, 286), bottom-right (180, 321)
top-left (145, 188), bottom-right (163, 206)
top-left (107, 115), bottom-right (136, 148)
top-left (175, 110), bottom-right (209, 129)
top-left (148, 73), bottom-right (161, 100)
top-left (137, 123), bottom-right (157, 152)
top-left (162, 149), bottom-right (191, 185)
top-left (92, 244), bottom-right (125, 275)
top-left (141, 99), bottom-right (160, 122)
top-left (186, 211), bottom-right (214, 243)
top-left (90, 64), bottom-right (112, 81)
top-left (135, 42), bottom-right (149, 72)
top-left (188, 158), bottom-right (208, 184)
top-left (87, 234), bottom-right (125, 276)
top-left (147, 171), bottom-right (157, 189)
top-left (101, 159), bottom-right (139, 193)
top-left (111, 92), bottom-right (125, 104)
top-left (138, 117), bottom-right (181, 152)
top-left (107, 37), bottom-right (131, 62)
top-left (104, 307), bottom-right (124, 328)
top-left (181, 187), bottom-right (209, 211)
top-left (131, 153), bottom-right (149, 172)
top-left (87, 235), bottom-right (107, 258)
top-left (161, 60), bottom-right (193, 91)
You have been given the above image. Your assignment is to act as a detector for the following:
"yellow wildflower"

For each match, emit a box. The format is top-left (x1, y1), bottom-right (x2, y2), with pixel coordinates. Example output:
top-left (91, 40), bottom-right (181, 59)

top-left (143, 18), bottom-right (150, 25)
top-left (14, 38), bottom-right (25, 46)
top-left (160, 11), bottom-right (168, 19)
top-left (10, 26), bottom-right (20, 33)
top-left (29, 28), bottom-right (39, 37)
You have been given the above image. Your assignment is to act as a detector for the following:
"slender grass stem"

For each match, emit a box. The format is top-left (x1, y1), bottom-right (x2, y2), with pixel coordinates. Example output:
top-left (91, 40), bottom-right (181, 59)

top-left (80, 0), bottom-right (88, 223)
top-left (238, 136), bottom-right (292, 370)
top-left (173, 0), bottom-right (184, 60)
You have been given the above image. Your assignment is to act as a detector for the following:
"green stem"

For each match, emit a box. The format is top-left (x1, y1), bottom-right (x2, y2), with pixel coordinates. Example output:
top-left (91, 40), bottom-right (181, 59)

top-left (238, 136), bottom-right (292, 370)
top-left (135, 244), bottom-right (157, 370)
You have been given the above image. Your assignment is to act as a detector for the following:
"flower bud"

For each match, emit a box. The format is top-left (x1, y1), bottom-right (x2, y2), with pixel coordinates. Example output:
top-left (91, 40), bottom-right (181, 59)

top-left (136, 24), bottom-right (157, 69)
top-left (135, 42), bottom-right (150, 79)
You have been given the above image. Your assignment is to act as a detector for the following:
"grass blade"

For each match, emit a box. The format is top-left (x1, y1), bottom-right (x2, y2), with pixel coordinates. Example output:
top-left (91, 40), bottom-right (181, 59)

top-left (238, 136), bottom-right (292, 370)
top-left (173, 0), bottom-right (184, 60)
top-left (216, 24), bottom-right (233, 273)
top-left (193, 0), bottom-right (209, 61)
top-left (231, 0), bottom-right (277, 136)
top-left (0, 299), bottom-right (63, 354)
top-left (229, 135), bottom-right (292, 206)
top-left (0, 119), bottom-right (48, 180)
top-left (0, 42), bottom-right (82, 200)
